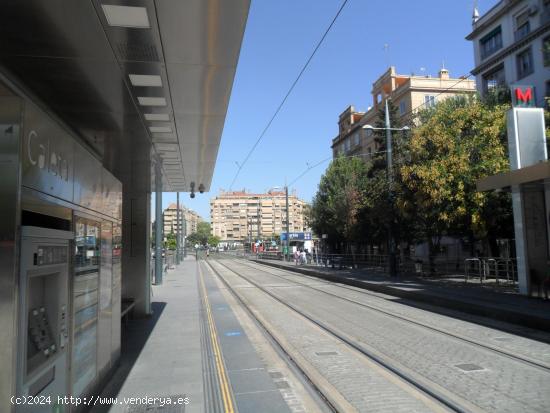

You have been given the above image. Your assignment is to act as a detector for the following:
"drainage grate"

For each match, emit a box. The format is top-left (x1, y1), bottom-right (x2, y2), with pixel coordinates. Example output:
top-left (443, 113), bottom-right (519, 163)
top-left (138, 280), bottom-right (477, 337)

top-left (125, 394), bottom-right (187, 412)
top-left (315, 351), bottom-right (339, 356)
top-left (455, 363), bottom-right (484, 372)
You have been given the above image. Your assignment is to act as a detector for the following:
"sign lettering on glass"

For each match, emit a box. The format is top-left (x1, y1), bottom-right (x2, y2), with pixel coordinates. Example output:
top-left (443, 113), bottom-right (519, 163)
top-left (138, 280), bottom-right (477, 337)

top-left (27, 130), bottom-right (69, 181)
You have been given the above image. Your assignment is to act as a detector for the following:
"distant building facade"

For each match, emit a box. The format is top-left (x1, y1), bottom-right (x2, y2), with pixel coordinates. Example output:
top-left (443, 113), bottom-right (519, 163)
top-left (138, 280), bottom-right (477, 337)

top-left (210, 190), bottom-right (308, 242)
top-left (163, 203), bottom-right (202, 239)
top-left (466, 0), bottom-right (550, 107)
top-left (331, 66), bottom-right (476, 159)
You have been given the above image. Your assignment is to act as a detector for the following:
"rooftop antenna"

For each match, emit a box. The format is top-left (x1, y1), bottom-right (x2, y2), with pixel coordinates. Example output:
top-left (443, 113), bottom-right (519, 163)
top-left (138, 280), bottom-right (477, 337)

top-left (383, 43), bottom-right (391, 68)
top-left (472, 0), bottom-right (480, 24)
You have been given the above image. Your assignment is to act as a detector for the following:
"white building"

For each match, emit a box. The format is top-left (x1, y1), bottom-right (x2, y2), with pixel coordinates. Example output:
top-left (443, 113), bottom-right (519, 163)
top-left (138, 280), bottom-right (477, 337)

top-left (466, 0), bottom-right (550, 106)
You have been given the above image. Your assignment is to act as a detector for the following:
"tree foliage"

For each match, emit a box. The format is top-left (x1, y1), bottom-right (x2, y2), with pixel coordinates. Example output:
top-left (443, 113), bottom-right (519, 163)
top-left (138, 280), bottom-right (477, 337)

top-left (164, 231), bottom-right (177, 250)
top-left (311, 95), bottom-right (514, 257)
top-left (309, 156), bottom-right (370, 251)
top-left (398, 96), bottom-right (512, 254)
top-left (187, 221), bottom-right (211, 246)
top-left (207, 235), bottom-right (221, 246)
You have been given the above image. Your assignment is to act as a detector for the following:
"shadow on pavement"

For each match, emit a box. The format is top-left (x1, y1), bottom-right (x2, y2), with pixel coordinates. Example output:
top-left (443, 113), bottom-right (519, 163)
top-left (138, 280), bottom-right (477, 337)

top-left (88, 301), bottom-right (167, 412)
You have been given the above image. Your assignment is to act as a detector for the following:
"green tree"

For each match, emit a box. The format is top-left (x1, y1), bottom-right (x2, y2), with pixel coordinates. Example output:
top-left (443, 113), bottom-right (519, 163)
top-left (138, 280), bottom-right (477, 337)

top-left (187, 221), bottom-right (212, 245)
top-left (310, 156), bottom-right (370, 254)
top-left (398, 95), bottom-right (513, 265)
top-left (365, 99), bottom-right (415, 250)
top-left (164, 231), bottom-right (177, 250)
top-left (208, 235), bottom-right (221, 246)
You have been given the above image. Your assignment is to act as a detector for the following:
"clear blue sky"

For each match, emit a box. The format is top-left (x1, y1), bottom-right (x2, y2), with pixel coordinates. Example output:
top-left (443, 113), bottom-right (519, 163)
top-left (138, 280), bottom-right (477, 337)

top-left (160, 0), bottom-right (499, 221)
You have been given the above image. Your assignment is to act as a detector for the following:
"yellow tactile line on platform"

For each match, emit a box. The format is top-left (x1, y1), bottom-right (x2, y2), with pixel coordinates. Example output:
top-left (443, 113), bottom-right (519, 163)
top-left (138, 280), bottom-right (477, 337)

top-left (198, 262), bottom-right (236, 413)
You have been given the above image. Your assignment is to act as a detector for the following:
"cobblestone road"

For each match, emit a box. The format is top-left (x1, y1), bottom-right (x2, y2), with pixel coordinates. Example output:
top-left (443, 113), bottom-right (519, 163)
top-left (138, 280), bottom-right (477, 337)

top-left (216, 259), bottom-right (550, 413)
top-left (208, 260), bottom-right (448, 413)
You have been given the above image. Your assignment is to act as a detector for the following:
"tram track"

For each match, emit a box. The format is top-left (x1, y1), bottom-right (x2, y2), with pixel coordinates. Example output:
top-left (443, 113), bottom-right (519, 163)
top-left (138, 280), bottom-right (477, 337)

top-left (207, 258), bottom-right (484, 413)
top-left (201, 260), bottom-right (342, 413)
top-left (227, 258), bottom-right (550, 373)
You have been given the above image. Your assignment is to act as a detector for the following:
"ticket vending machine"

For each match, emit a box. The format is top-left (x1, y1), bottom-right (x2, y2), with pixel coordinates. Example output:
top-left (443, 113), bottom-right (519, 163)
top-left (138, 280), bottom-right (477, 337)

top-left (16, 226), bottom-right (72, 413)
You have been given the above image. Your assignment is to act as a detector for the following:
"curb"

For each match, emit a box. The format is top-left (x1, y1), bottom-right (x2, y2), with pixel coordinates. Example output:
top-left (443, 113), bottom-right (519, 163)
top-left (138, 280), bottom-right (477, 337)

top-left (252, 259), bottom-right (550, 333)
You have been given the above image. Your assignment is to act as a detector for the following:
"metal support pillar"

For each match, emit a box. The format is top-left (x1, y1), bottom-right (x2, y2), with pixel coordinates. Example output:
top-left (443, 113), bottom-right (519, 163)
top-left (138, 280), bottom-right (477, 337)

top-left (285, 186), bottom-right (290, 261)
top-left (257, 202), bottom-right (261, 240)
top-left (155, 164), bottom-right (163, 285)
top-left (176, 191), bottom-right (180, 265)
top-left (183, 215), bottom-right (187, 257)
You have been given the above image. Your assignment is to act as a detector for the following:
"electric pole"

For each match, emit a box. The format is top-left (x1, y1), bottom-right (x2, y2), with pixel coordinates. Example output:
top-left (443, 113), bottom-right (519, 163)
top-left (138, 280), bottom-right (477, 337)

top-left (385, 99), bottom-right (397, 277)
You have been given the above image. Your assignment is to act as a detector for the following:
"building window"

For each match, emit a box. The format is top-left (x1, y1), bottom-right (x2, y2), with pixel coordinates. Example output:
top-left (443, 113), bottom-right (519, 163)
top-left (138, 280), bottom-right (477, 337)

top-left (516, 48), bottom-right (534, 79)
top-left (354, 133), bottom-right (360, 146)
top-left (514, 10), bottom-right (530, 41)
top-left (424, 95), bottom-right (436, 108)
top-left (480, 26), bottom-right (502, 59)
top-left (482, 64), bottom-right (506, 92)
top-left (399, 101), bottom-right (406, 115)
top-left (543, 37), bottom-right (550, 67)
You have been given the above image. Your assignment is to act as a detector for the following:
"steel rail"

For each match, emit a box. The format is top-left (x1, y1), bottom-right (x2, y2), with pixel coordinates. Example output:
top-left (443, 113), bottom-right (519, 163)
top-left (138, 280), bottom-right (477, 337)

top-left (202, 260), bottom-right (339, 413)
top-left (232, 258), bottom-right (550, 373)
top-left (211, 258), bottom-right (479, 413)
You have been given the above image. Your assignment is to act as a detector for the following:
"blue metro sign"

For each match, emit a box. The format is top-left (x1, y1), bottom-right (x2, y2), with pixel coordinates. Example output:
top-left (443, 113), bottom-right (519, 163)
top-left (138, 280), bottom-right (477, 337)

top-left (280, 232), bottom-right (312, 241)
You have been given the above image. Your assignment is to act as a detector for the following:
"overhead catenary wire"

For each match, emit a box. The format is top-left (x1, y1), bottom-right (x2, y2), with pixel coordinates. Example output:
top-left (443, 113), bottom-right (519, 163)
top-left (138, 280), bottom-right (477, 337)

top-left (289, 156), bottom-right (332, 187)
top-left (229, 0), bottom-right (350, 190)
top-left (287, 74), bottom-right (475, 190)
top-left (288, 150), bottom-right (393, 187)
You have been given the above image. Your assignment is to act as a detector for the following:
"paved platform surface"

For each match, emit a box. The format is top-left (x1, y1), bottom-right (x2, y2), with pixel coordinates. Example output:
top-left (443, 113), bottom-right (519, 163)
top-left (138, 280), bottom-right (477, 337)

top-left (89, 257), bottom-right (293, 413)
top-left (251, 258), bottom-right (550, 332)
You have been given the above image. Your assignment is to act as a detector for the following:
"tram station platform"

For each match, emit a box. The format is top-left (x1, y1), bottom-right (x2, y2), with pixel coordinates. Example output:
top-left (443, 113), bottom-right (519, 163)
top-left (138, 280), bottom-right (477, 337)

top-left (86, 255), bottom-right (550, 413)
top-left (251, 258), bottom-right (550, 334)
top-left (90, 257), bottom-right (303, 413)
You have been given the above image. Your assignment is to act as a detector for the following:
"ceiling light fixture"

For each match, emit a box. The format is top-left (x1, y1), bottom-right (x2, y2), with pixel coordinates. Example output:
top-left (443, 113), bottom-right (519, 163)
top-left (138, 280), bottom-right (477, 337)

top-left (145, 113), bottom-right (170, 121)
top-left (150, 126), bottom-right (173, 133)
top-left (129, 74), bottom-right (162, 87)
top-left (138, 97), bottom-right (167, 106)
top-left (101, 5), bottom-right (150, 28)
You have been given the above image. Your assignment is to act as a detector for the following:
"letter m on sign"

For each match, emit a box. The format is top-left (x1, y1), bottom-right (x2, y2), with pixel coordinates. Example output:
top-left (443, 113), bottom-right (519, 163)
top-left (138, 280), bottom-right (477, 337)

top-left (511, 85), bottom-right (535, 107)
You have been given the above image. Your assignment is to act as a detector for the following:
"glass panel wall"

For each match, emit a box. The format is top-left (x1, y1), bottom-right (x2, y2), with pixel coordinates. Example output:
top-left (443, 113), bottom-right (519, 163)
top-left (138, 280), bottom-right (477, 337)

top-left (72, 217), bottom-right (100, 396)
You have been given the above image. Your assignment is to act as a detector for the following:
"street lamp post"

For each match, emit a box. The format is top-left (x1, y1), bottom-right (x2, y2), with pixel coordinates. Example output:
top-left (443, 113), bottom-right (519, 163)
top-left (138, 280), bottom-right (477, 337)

top-left (363, 100), bottom-right (409, 277)
top-left (176, 192), bottom-right (180, 265)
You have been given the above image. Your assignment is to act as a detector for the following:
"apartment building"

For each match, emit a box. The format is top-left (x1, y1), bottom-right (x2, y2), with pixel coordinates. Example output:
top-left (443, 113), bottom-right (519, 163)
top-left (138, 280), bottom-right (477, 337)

top-left (210, 190), bottom-right (308, 242)
top-left (331, 66), bottom-right (476, 159)
top-left (467, 0), bottom-right (550, 107)
top-left (163, 203), bottom-right (202, 238)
